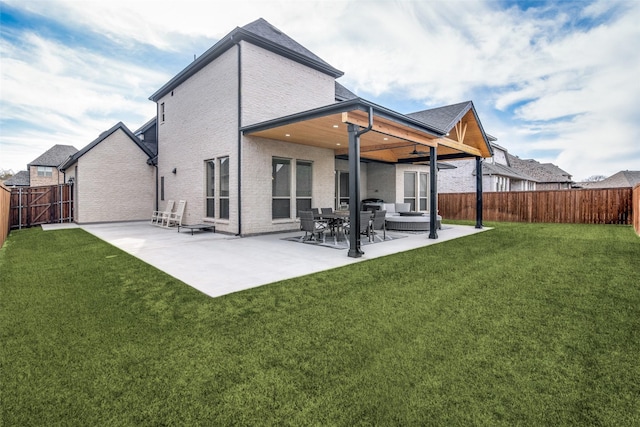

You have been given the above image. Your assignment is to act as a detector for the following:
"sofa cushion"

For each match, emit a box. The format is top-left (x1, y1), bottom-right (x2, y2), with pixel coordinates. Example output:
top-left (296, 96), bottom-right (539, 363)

top-left (396, 203), bottom-right (411, 213)
top-left (382, 203), bottom-right (396, 214)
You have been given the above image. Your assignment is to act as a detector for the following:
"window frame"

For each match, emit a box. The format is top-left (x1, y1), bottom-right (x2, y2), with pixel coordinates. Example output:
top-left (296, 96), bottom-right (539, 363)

top-left (405, 171), bottom-right (430, 211)
top-left (205, 160), bottom-right (215, 218)
top-left (37, 166), bottom-right (53, 177)
top-left (295, 160), bottom-right (313, 217)
top-left (272, 157), bottom-right (291, 220)
top-left (219, 156), bottom-right (230, 220)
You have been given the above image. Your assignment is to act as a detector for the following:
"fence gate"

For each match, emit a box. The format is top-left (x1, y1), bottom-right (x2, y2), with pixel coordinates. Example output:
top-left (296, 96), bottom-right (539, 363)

top-left (10, 184), bottom-right (73, 229)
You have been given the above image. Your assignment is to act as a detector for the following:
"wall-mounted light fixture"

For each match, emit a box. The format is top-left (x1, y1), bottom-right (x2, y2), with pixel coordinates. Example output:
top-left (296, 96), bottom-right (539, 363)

top-left (172, 168), bottom-right (177, 174)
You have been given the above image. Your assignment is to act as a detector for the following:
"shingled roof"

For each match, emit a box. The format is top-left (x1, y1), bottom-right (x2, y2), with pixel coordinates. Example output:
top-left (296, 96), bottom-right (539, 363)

top-left (2, 170), bottom-right (30, 186)
top-left (150, 18), bottom-right (343, 102)
top-left (579, 170), bottom-right (640, 188)
top-left (28, 144), bottom-right (78, 167)
top-left (60, 122), bottom-right (155, 171)
top-left (242, 18), bottom-right (338, 72)
top-left (335, 82), bottom-right (358, 101)
top-left (406, 101), bottom-right (474, 134)
top-left (507, 154), bottom-right (573, 184)
top-left (480, 161), bottom-right (538, 181)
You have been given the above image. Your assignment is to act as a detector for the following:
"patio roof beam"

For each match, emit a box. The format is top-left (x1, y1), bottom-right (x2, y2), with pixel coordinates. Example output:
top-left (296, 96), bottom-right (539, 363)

top-left (438, 137), bottom-right (483, 157)
top-left (342, 111), bottom-right (438, 148)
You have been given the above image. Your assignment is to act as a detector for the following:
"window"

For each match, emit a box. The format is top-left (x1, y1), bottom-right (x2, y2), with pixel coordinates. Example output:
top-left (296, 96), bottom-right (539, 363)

top-left (219, 157), bottom-right (229, 219)
top-left (160, 176), bottom-right (165, 201)
top-left (205, 160), bottom-right (215, 217)
top-left (496, 176), bottom-right (510, 192)
top-left (272, 158), bottom-right (291, 219)
top-left (37, 166), bottom-right (53, 177)
top-left (404, 172), bottom-right (416, 211)
top-left (160, 102), bottom-right (165, 122)
top-left (405, 171), bottom-right (430, 211)
top-left (296, 160), bottom-right (312, 217)
top-left (419, 172), bottom-right (429, 211)
top-left (335, 171), bottom-right (349, 209)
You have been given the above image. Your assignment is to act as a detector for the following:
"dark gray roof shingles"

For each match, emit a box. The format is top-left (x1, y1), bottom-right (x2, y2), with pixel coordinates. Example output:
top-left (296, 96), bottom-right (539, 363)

top-left (2, 170), bottom-right (30, 186)
top-left (28, 145), bottom-right (78, 167)
top-left (406, 101), bottom-right (473, 133)
top-left (507, 154), bottom-right (573, 183)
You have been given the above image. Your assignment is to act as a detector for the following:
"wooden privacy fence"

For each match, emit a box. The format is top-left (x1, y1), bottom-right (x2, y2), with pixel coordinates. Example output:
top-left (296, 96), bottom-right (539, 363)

top-left (439, 188), bottom-right (634, 225)
top-left (10, 184), bottom-right (73, 229)
top-left (0, 183), bottom-right (10, 248)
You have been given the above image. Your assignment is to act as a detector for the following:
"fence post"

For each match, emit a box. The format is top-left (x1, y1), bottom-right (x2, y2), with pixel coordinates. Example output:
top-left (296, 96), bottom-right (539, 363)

top-left (18, 187), bottom-right (22, 230)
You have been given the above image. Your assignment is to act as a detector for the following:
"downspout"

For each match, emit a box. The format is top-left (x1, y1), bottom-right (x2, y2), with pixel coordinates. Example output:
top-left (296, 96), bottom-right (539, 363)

top-left (155, 109), bottom-right (160, 212)
top-left (154, 162), bottom-right (159, 212)
top-left (233, 35), bottom-right (243, 236)
top-left (347, 106), bottom-right (373, 258)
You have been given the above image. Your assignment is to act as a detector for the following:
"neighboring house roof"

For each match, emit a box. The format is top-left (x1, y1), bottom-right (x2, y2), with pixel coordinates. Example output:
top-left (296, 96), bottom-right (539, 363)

top-left (150, 18), bottom-right (343, 102)
top-left (3, 170), bottom-right (30, 186)
top-left (480, 162), bottom-right (538, 181)
top-left (335, 82), bottom-right (358, 101)
top-left (507, 154), bottom-right (573, 184)
top-left (28, 144), bottom-right (78, 167)
top-left (578, 170), bottom-right (640, 188)
top-left (59, 122), bottom-right (155, 171)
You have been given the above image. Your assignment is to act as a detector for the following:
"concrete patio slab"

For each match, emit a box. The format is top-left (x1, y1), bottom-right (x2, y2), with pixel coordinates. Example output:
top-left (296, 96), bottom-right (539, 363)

top-left (79, 221), bottom-right (490, 298)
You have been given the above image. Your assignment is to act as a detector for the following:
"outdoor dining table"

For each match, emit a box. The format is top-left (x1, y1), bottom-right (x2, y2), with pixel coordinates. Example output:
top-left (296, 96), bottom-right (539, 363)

top-left (319, 211), bottom-right (350, 236)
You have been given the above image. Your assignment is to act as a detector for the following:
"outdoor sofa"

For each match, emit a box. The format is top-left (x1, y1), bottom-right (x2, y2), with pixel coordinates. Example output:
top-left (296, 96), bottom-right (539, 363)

top-left (382, 203), bottom-right (442, 231)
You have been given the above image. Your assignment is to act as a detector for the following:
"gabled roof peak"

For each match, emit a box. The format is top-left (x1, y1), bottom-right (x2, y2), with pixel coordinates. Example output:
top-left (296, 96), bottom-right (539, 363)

top-left (59, 122), bottom-right (154, 171)
top-left (406, 101), bottom-right (473, 133)
top-left (150, 17), bottom-right (343, 102)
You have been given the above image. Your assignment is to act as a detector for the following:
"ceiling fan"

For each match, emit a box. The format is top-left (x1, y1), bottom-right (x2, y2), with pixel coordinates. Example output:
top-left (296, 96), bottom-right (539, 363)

top-left (410, 144), bottom-right (429, 156)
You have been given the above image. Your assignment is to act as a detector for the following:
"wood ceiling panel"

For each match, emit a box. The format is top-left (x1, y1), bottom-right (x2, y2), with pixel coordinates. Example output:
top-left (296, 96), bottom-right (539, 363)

top-left (245, 107), bottom-right (491, 161)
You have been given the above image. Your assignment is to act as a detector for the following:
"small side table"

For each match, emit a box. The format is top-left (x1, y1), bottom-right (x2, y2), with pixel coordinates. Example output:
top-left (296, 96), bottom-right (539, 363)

top-left (178, 224), bottom-right (216, 235)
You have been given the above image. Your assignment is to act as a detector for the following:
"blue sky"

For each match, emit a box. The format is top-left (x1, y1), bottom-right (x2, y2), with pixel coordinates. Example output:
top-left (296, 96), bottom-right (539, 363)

top-left (1, 0), bottom-right (639, 181)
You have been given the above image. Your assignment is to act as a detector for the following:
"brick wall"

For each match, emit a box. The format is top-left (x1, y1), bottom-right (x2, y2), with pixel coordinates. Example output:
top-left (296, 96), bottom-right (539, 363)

top-left (73, 129), bottom-right (154, 223)
top-left (29, 166), bottom-right (64, 186)
top-left (156, 41), bottom-right (338, 235)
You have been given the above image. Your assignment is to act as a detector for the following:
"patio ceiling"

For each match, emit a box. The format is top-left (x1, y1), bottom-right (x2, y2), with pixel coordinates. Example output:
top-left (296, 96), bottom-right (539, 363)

top-left (242, 100), bottom-right (492, 163)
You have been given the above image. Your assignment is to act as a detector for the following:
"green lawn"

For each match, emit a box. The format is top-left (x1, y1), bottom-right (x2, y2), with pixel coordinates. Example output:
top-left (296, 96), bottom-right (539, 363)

top-left (1, 223), bottom-right (639, 426)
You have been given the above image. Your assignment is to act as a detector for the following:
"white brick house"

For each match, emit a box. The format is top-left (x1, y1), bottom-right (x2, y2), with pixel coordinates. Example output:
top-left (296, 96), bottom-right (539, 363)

top-left (62, 18), bottom-right (492, 256)
top-left (147, 18), bottom-right (493, 251)
top-left (438, 141), bottom-right (538, 193)
top-left (60, 123), bottom-right (156, 223)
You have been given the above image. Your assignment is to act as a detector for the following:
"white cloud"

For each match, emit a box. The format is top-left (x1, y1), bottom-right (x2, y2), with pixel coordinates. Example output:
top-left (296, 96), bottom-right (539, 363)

top-left (0, 29), bottom-right (167, 171)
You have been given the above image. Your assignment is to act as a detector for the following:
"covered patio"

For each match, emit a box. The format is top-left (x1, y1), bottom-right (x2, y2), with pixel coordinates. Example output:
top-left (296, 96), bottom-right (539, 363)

top-left (242, 98), bottom-right (492, 257)
top-left (71, 221), bottom-right (490, 299)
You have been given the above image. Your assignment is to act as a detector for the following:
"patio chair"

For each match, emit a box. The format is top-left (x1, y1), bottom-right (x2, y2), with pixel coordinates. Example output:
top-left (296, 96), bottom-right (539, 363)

top-left (370, 209), bottom-right (387, 242)
top-left (320, 207), bottom-right (337, 233)
top-left (163, 200), bottom-right (186, 228)
top-left (151, 199), bottom-right (174, 226)
top-left (344, 211), bottom-right (373, 242)
top-left (299, 210), bottom-right (327, 242)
